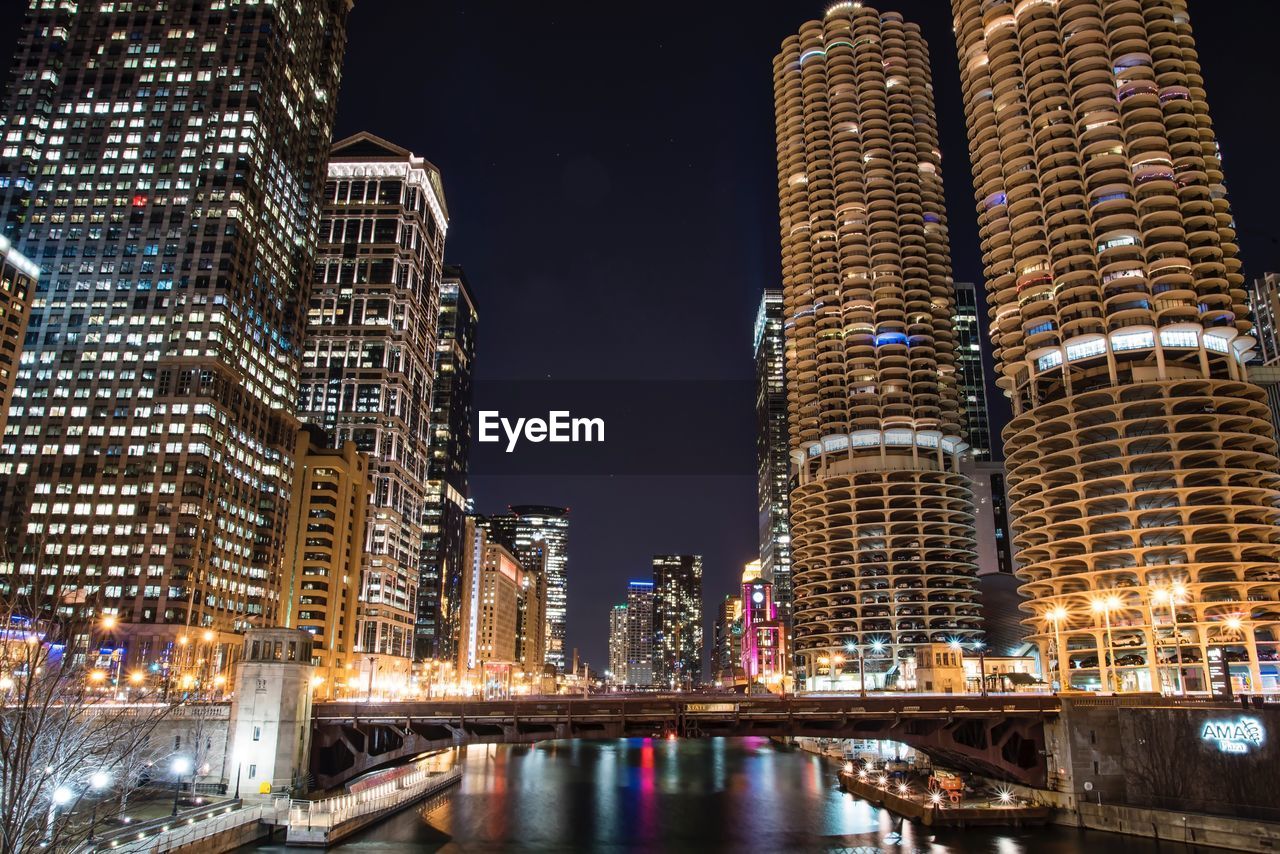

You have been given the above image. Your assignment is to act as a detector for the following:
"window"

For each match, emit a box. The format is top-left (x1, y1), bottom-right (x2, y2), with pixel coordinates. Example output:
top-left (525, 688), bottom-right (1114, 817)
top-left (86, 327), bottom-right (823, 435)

top-left (253, 726), bottom-right (261, 741)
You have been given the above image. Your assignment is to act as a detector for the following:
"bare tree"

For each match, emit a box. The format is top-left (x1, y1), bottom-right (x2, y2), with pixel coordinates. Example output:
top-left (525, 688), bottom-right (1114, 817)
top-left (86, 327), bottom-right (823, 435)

top-left (0, 577), bottom-right (173, 853)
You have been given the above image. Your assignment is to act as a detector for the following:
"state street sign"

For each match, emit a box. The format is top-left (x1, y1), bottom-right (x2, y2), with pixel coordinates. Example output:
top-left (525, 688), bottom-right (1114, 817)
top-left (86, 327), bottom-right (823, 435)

top-left (1200, 717), bottom-right (1265, 754)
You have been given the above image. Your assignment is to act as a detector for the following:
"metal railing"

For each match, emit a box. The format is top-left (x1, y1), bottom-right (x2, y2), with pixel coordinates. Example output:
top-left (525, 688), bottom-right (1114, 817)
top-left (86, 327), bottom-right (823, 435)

top-left (286, 766), bottom-right (461, 833)
top-left (73, 800), bottom-right (265, 854)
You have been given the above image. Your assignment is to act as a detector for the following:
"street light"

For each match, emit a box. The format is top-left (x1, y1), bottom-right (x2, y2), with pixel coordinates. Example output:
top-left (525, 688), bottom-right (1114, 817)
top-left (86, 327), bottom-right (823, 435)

top-left (1046, 605), bottom-right (1069, 692)
top-left (846, 641), bottom-right (867, 698)
top-left (87, 771), bottom-right (110, 841)
top-left (171, 756), bottom-right (192, 816)
top-left (1151, 582), bottom-right (1189, 696)
top-left (45, 785), bottom-right (73, 847)
top-left (1091, 595), bottom-right (1122, 693)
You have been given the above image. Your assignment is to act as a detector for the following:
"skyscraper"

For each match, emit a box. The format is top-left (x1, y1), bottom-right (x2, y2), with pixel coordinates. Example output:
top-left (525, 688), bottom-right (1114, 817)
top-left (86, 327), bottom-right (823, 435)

top-left (754, 290), bottom-right (793, 621)
top-left (419, 265), bottom-right (478, 661)
top-left (953, 281), bottom-right (994, 460)
top-left (953, 0), bottom-right (1280, 693)
top-left (0, 2), bottom-right (351, 662)
top-left (624, 580), bottom-right (654, 687)
top-left (711, 594), bottom-right (742, 685)
top-left (607, 603), bottom-right (628, 686)
top-left (0, 235), bottom-right (36, 437)
top-left (299, 133), bottom-right (447, 679)
top-left (773, 5), bottom-right (981, 688)
top-left (486, 505), bottom-right (570, 671)
top-left (652, 554), bottom-right (703, 689)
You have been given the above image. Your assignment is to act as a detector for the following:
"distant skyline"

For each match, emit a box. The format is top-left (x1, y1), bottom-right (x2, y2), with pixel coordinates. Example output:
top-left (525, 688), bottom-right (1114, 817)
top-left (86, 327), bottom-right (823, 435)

top-left (2, 2), bottom-right (1273, 670)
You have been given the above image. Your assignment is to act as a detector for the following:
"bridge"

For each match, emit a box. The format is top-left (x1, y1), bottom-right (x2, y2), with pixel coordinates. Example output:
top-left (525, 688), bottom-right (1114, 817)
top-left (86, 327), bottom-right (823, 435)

top-left (310, 693), bottom-right (1059, 790)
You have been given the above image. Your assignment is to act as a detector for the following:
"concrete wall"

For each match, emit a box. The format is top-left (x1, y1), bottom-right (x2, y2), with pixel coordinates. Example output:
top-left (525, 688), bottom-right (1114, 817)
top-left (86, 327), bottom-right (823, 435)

top-left (1058, 698), bottom-right (1280, 821)
top-left (1077, 802), bottom-right (1280, 853)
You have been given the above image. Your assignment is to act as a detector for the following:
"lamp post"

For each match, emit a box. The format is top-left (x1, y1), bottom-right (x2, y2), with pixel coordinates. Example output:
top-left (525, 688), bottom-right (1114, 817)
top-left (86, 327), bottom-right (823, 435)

top-left (870, 639), bottom-right (887, 693)
top-left (1047, 605), bottom-right (1068, 693)
top-left (974, 640), bottom-right (987, 697)
top-left (1091, 595), bottom-right (1122, 694)
top-left (1151, 582), bottom-right (1187, 696)
top-left (171, 756), bottom-right (192, 816)
top-left (46, 785), bottom-right (73, 847)
top-left (846, 641), bottom-right (867, 698)
top-left (87, 771), bottom-right (110, 842)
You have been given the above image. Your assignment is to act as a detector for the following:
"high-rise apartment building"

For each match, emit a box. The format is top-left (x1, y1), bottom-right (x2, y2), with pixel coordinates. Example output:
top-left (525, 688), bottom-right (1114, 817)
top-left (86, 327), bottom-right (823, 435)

top-left (773, 5), bottom-right (982, 688)
top-left (281, 426), bottom-right (368, 698)
top-left (607, 603), bottom-right (628, 686)
top-left (652, 554), bottom-right (703, 689)
top-left (0, 2), bottom-right (351, 663)
top-left (0, 235), bottom-right (36, 437)
top-left (419, 265), bottom-right (478, 661)
top-left (487, 505), bottom-right (570, 671)
top-left (953, 281), bottom-right (994, 460)
top-left (754, 290), bottom-right (793, 621)
top-left (624, 580), bottom-right (654, 687)
top-left (299, 133), bottom-right (447, 678)
top-left (953, 0), bottom-right (1280, 693)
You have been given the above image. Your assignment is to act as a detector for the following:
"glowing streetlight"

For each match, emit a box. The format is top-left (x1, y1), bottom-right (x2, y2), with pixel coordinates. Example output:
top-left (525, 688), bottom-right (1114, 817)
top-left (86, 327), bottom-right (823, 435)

top-left (88, 772), bottom-right (110, 841)
top-left (1150, 582), bottom-right (1189, 696)
top-left (1090, 595), bottom-right (1121, 693)
top-left (1046, 605), bottom-right (1069, 692)
top-left (101, 615), bottom-right (118, 631)
top-left (51, 786), bottom-right (72, 806)
top-left (171, 757), bottom-right (192, 816)
top-left (88, 670), bottom-right (107, 684)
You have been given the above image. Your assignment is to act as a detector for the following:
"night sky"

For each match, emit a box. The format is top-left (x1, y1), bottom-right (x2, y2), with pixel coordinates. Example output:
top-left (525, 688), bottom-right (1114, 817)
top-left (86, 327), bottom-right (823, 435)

top-left (3, 1), bottom-right (1277, 672)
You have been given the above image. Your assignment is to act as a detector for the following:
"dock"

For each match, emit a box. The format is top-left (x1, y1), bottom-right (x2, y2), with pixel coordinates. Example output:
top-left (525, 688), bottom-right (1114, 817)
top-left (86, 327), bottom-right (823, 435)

top-left (838, 770), bottom-right (1051, 828)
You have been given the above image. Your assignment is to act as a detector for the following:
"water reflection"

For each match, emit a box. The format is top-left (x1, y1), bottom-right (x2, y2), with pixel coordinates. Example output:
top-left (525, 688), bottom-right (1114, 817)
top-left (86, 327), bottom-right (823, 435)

top-left (250, 738), bottom-right (1220, 853)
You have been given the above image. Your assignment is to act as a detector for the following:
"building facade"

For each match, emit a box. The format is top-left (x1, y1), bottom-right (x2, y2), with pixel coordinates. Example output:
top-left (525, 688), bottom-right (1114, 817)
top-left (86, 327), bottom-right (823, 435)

top-left (1248, 273), bottom-right (1280, 367)
top-left (773, 5), bottom-right (982, 688)
top-left (418, 265), bottom-right (478, 661)
top-left (455, 520), bottom-right (529, 697)
top-left (963, 459), bottom-right (1016, 576)
top-left (299, 132), bottom-right (448, 674)
top-left (711, 594), bottom-right (742, 685)
top-left (0, 235), bottom-right (36, 438)
top-left (652, 554), bottom-right (703, 689)
top-left (741, 577), bottom-right (788, 688)
top-left (0, 1), bottom-right (351, 662)
top-left (953, 281), bottom-right (994, 460)
top-left (624, 580), bottom-right (655, 687)
top-left (486, 505), bottom-right (570, 671)
top-left (953, 0), bottom-right (1280, 693)
top-left (607, 603), bottom-right (628, 686)
top-left (282, 426), bottom-right (368, 698)
top-left (754, 289), bottom-right (793, 622)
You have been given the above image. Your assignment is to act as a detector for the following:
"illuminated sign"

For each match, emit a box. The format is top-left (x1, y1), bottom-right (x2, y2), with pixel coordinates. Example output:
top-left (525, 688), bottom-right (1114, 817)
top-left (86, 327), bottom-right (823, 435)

top-left (1200, 717), bottom-right (1265, 754)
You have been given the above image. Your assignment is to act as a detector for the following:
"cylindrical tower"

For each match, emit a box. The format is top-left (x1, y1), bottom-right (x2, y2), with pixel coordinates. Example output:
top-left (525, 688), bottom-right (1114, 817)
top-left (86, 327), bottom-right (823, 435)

top-left (774, 3), bottom-right (982, 689)
top-left (952, 0), bottom-right (1280, 693)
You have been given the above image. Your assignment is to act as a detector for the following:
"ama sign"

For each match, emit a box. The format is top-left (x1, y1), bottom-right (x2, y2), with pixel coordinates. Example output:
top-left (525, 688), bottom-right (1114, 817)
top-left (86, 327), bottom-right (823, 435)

top-left (1200, 717), bottom-right (1265, 754)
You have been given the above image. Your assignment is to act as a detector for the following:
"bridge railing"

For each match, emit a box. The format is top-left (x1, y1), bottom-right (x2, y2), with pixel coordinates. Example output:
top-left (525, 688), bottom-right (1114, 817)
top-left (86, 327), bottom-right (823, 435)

top-left (286, 766), bottom-right (461, 832)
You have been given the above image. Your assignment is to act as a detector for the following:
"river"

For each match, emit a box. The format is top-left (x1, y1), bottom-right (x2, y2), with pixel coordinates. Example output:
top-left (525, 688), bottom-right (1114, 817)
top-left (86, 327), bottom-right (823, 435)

top-left (251, 737), bottom-right (1219, 852)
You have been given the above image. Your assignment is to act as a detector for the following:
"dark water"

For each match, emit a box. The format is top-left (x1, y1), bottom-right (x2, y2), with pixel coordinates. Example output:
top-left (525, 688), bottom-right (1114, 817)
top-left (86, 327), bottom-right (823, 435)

top-left (255, 738), bottom-right (1217, 852)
